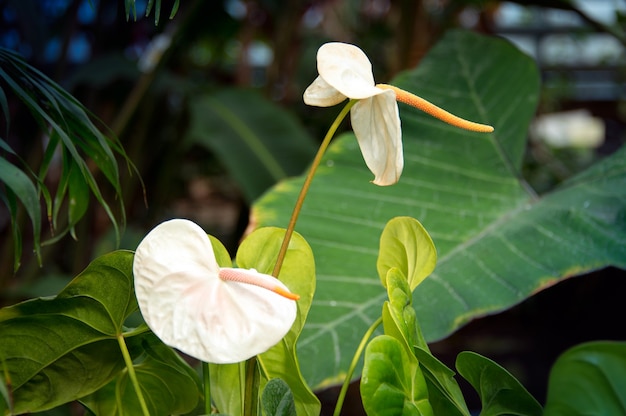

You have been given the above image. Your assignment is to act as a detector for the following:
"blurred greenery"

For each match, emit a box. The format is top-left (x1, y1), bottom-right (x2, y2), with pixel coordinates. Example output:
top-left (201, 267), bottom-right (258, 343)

top-left (0, 0), bottom-right (624, 414)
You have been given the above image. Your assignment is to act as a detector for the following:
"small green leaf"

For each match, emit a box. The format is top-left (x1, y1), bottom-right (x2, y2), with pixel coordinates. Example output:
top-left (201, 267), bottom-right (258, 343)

top-left (81, 334), bottom-right (202, 416)
top-left (413, 347), bottom-right (469, 416)
top-left (209, 234), bottom-right (233, 267)
top-left (236, 227), bottom-right (320, 416)
top-left (261, 378), bottom-right (296, 416)
top-left (382, 267), bottom-right (427, 353)
top-left (378, 216), bottom-right (437, 290)
top-left (0, 157), bottom-right (41, 264)
top-left (382, 270), bottom-right (468, 416)
top-left (67, 158), bottom-right (90, 239)
top-left (0, 251), bottom-right (137, 413)
top-left (456, 351), bottom-right (542, 416)
top-left (361, 335), bottom-right (434, 416)
top-left (544, 341), bottom-right (626, 416)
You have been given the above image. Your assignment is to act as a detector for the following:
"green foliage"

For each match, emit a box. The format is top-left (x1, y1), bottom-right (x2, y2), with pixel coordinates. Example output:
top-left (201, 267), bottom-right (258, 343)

top-left (81, 334), bottom-right (202, 415)
top-left (253, 29), bottom-right (626, 387)
top-left (211, 227), bottom-right (320, 416)
top-left (186, 89), bottom-right (317, 202)
top-left (361, 335), bottom-right (433, 416)
top-left (124, 0), bottom-right (180, 24)
top-left (544, 341), bottom-right (626, 415)
top-left (0, 47), bottom-right (132, 270)
top-left (261, 378), bottom-right (297, 416)
top-left (377, 216), bottom-right (437, 291)
top-left (0, 251), bottom-right (137, 414)
top-left (456, 351), bottom-right (542, 416)
top-left (382, 263), bottom-right (469, 416)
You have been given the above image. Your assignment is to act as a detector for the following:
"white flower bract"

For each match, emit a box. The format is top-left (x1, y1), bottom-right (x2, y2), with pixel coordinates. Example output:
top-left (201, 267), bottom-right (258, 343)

top-left (133, 218), bottom-right (297, 364)
top-left (304, 42), bottom-right (403, 186)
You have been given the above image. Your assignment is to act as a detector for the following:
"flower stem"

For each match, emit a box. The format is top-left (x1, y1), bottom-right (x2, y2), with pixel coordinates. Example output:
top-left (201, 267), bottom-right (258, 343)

top-left (202, 361), bottom-right (211, 415)
top-left (117, 333), bottom-right (150, 416)
top-left (272, 100), bottom-right (356, 277)
top-left (244, 357), bottom-right (259, 416)
top-left (333, 317), bottom-right (382, 416)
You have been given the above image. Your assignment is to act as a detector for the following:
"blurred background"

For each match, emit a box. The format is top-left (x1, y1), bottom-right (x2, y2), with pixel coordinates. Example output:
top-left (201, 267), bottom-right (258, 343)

top-left (0, 0), bottom-right (625, 414)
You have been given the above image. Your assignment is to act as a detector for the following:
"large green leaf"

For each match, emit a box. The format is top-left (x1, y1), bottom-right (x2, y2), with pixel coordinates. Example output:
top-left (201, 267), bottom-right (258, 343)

top-left (544, 341), bottom-right (626, 415)
top-left (456, 351), bottom-right (542, 416)
top-left (0, 251), bottom-right (137, 414)
top-left (186, 89), bottom-right (317, 201)
top-left (81, 334), bottom-right (202, 416)
top-left (252, 29), bottom-right (626, 387)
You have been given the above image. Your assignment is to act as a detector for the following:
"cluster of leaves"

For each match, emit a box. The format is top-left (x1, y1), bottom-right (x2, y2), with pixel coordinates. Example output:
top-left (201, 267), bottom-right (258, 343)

top-left (0, 47), bottom-right (131, 271)
top-left (0, 226), bottom-right (319, 415)
top-left (1, 216), bottom-right (624, 415)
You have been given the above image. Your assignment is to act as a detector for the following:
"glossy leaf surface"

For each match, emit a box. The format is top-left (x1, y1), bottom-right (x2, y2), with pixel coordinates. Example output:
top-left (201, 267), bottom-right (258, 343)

top-left (544, 341), bottom-right (626, 416)
top-left (81, 334), bottom-right (201, 415)
top-left (456, 351), bottom-right (542, 416)
top-left (361, 335), bottom-right (433, 416)
top-left (0, 251), bottom-right (136, 414)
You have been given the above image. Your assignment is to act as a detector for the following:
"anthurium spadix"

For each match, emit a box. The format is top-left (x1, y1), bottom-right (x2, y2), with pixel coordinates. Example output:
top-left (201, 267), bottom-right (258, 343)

top-left (133, 219), bottom-right (299, 364)
top-left (303, 42), bottom-right (494, 186)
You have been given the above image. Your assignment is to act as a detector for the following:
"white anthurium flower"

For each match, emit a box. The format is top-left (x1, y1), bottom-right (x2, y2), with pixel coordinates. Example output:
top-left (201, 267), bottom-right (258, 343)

top-left (133, 218), bottom-right (299, 364)
top-left (304, 42), bottom-right (402, 186)
top-left (304, 42), bottom-right (494, 186)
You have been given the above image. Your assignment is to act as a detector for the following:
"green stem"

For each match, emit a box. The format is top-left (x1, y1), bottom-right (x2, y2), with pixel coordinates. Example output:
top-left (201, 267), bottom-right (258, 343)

top-left (243, 357), bottom-right (259, 416)
top-left (203, 361), bottom-right (211, 415)
top-left (117, 334), bottom-right (150, 416)
top-left (333, 317), bottom-right (382, 416)
top-left (272, 100), bottom-right (357, 277)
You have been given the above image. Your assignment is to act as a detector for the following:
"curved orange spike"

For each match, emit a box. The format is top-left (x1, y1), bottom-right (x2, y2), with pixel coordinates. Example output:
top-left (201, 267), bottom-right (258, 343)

top-left (377, 84), bottom-right (494, 133)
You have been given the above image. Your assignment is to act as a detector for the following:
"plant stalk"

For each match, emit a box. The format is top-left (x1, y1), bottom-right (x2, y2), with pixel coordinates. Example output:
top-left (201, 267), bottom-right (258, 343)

top-left (203, 361), bottom-right (211, 415)
top-left (333, 317), bottom-right (382, 416)
top-left (117, 333), bottom-right (150, 416)
top-left (272, 100), bottom-right (356, 277)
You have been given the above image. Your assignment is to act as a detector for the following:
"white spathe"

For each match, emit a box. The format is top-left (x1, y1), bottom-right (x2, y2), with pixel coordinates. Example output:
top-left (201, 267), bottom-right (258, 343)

top-left (133, 218), bottom-right (297, 364)
top-left (304, 42), bottom-right (403, 186)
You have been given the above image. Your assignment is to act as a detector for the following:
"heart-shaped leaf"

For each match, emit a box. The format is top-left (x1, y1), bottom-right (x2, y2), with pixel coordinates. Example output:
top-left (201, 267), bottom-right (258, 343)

top-left (456, 351), bottom-right (542, 416)
top-left (0, 250), bottom-right (137, 414)
top-left (253, 29), bottom-right (626, 387)
top-left (211, 227), bottom-right (320, 416)
top-left (81, 334), bottom-right (202, 415)
top-left (544, 341), bottom-right (626, 416)
top-left (361, 335), bottom-right (433, 416)
top-left (262, 378), bottom-right (297, 416)
top-left (378, 216), bottom-right (437, 290)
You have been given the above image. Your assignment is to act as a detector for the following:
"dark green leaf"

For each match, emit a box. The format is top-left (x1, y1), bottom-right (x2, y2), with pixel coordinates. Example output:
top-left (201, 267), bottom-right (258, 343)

top-left (456, 351), bottom-right (542, 416)
top-left (0, 251), bottom-right (137, 413)
top-left (361, 335), bottom-right (433, 416)
top-left (81, 334), bottom-right (202, 416)
top-left (186, 89), bottom-right (317, 201)
top-left (544, 341), bottom-right (626, 416)
top-left (261, 378), bottom-right (296, 416)
top-left (0, 157), bottom-right (41, 263)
